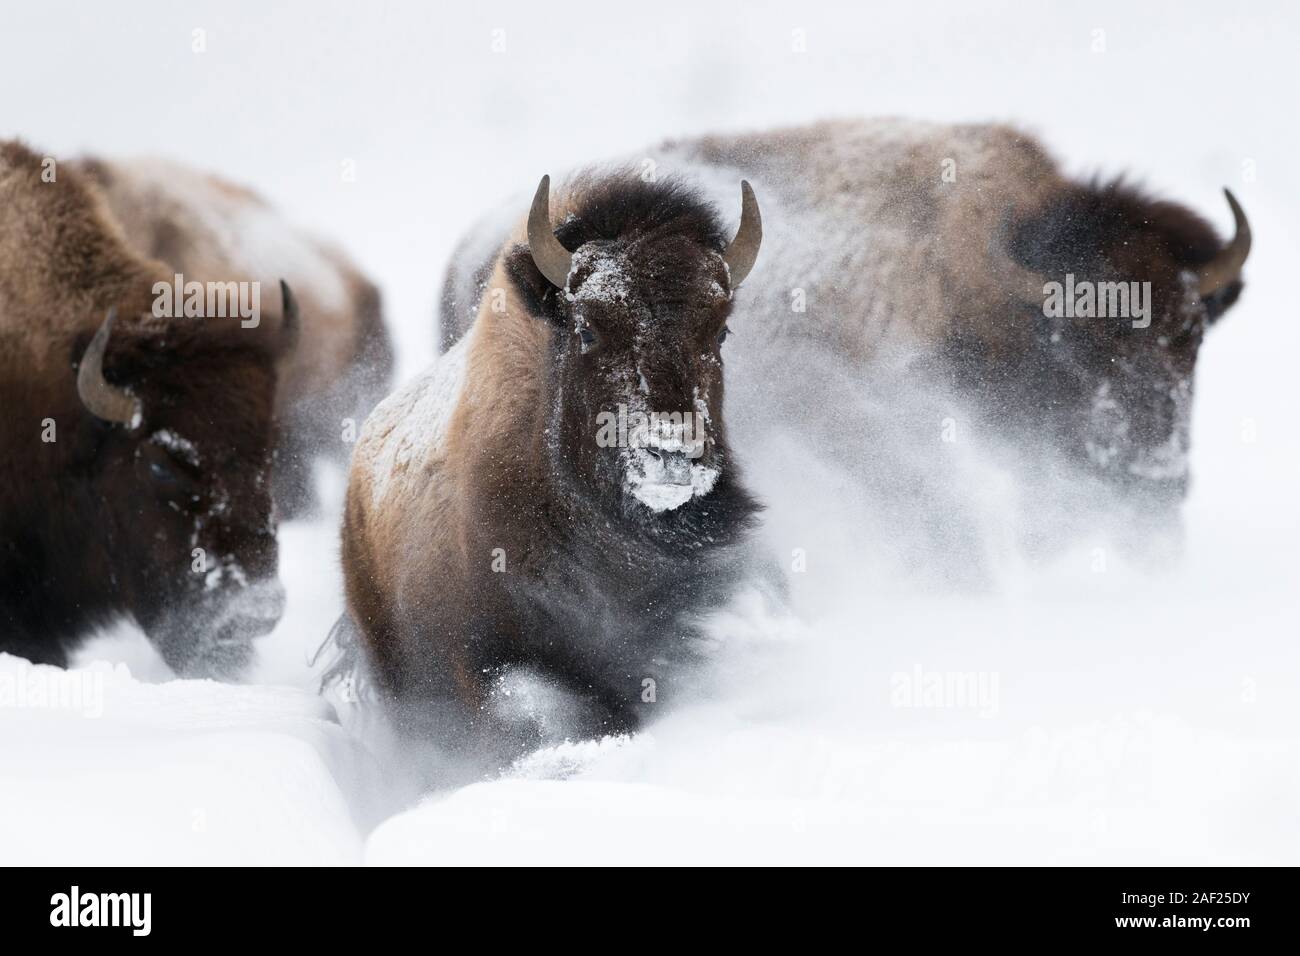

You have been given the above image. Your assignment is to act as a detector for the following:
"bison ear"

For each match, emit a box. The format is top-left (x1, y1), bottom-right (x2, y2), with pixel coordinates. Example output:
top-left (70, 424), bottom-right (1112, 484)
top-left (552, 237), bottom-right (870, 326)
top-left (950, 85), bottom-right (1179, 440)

top-left (502, 242), bottom-right (561, 323)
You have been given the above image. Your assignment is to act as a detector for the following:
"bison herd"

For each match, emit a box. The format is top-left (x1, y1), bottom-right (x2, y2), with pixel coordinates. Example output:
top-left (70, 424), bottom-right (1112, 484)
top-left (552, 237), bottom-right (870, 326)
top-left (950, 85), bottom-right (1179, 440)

top-left (0, 120), bottom-right (1250, 764)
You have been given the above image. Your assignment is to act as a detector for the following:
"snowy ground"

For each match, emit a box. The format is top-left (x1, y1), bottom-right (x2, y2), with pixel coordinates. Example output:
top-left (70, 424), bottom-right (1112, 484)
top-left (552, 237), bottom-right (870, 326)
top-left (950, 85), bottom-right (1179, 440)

top-left (2, 1), bottom-right (1298, 864)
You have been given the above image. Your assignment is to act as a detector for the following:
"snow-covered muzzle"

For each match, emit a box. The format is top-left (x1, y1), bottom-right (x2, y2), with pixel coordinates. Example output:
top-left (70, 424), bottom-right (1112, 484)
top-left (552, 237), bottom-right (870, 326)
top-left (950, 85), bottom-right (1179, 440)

top-left (609, 396), bottom-right (719, 512)
top-left (1077, 360), bottom-right (1195, 503)
top-left (588, 380), bottom-right (722, 513)
top-left (149, 577), bottom-right (285, 679)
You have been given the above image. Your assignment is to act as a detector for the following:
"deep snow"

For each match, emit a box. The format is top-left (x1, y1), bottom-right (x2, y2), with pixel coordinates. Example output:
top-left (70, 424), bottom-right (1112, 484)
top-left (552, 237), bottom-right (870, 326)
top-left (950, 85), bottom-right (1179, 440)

top-left (1, 0), bottom-right (1297, 865)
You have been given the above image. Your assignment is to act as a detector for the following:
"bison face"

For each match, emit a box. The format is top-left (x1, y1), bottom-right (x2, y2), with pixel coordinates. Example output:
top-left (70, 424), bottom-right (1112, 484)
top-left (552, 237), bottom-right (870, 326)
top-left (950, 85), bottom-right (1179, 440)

top-left (554, 238), bottom-right (736, 514)
top-left (1066, 277), bottom-right (1216, 502)
top-left (1002, 187), bottom-right (1250, 509)
top-left (121, 409), bottom-right (283, 680)
top-left (74, 288), bottom-right (298, 678)
top-left (1032, 273), bottom-right (1212, 505)
top-left (518, 175), bottom-right (762, 519)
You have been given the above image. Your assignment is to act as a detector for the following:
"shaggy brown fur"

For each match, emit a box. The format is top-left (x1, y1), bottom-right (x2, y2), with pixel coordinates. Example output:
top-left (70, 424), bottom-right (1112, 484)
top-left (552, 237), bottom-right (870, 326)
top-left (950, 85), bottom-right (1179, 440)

top-left (73, 156), bottom-right (393, 515)
top-left (1, 141), bottom-right (292, 674)
top-left (342, 174), bottom-right (761, 758)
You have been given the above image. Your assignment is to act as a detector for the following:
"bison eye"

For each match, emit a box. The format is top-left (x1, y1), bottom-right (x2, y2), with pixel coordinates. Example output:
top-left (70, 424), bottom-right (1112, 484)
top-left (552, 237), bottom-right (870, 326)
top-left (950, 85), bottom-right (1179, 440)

top-left (149, 459), bottom-right (178, 484)
top-left (718, 326), bottom-right (731, 345)
top-left (578, 327), bottom-right (597, 353)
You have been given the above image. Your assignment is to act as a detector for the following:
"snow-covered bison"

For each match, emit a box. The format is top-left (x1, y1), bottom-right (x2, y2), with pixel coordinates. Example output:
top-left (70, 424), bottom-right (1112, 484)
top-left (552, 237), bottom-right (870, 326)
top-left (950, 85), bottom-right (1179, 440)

top-left (442, 120), bottom-right (1250, 510)
top-left (3, 141), bottom-right (300, 675)
top-left (341, 174), bottom-right (764, 748)
top-left (73, 156), bottom-right (393, 515)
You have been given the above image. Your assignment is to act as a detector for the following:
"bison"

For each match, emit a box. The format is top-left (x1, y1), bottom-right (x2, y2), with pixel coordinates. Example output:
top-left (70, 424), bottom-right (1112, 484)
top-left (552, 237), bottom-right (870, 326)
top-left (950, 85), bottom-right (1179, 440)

top-left (0, 141), bottom-right (299, 676)
top-left (72, 156), bottom-right (393, 516)
top-left (340, 174), bottom-right (764, 753)
top-left (441, 121), bottom-right (1250, 519)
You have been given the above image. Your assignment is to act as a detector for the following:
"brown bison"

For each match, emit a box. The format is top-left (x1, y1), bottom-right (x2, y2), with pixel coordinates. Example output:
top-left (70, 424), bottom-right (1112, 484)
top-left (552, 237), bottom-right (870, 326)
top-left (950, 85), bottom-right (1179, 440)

top-left (73, 156), bottom-right (393, 515)
top-left (1, 141), bottom-right (299, 676)
top-left (341, 174), bottom-right (764, 751)
top-left (441, 120), bottom-right (1251, 514)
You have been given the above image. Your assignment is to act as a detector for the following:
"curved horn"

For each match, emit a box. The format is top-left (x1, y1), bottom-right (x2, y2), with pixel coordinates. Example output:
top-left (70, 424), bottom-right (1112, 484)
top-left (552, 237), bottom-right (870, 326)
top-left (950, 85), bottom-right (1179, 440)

top-left (722, 180), bottom-right (762, 287)
top-left (279, 279), bottom-right (301, 353)
top-left (1198, 188), bottom-right (1251, 297)
top-left (527, 175), bottom-right (573, 289)
top-left (77, 308), bottom-right (140, 426)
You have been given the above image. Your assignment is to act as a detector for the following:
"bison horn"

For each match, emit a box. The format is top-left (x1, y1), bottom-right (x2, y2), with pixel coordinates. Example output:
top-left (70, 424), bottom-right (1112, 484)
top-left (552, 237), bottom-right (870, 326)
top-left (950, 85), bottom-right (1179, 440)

top-left (722, 180), bottom-right (762, 287)
top-left (77, 308), bottom-right (141, 426)
top-left (528, 175), bottom-right (574, 289)
top-left (1197, 188), bottom-right (1251, 297)
top-left (279, 279), bottom-right (301, 353)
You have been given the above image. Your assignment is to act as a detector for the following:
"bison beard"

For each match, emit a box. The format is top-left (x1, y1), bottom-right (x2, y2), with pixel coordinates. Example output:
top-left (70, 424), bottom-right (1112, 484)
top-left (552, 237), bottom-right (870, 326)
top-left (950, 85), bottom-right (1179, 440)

top-left (338, 173), bottom-right (764, 767)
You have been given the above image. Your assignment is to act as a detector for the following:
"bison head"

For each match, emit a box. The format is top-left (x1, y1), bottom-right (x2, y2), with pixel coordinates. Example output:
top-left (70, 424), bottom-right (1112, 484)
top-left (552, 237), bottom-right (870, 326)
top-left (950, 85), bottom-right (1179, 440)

top-left (72, 282), bottom-right (299, 677)
top-left (996, 185), bottom-right (1250, 508)
top-left (512, 174), bottom-right (761, 526)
